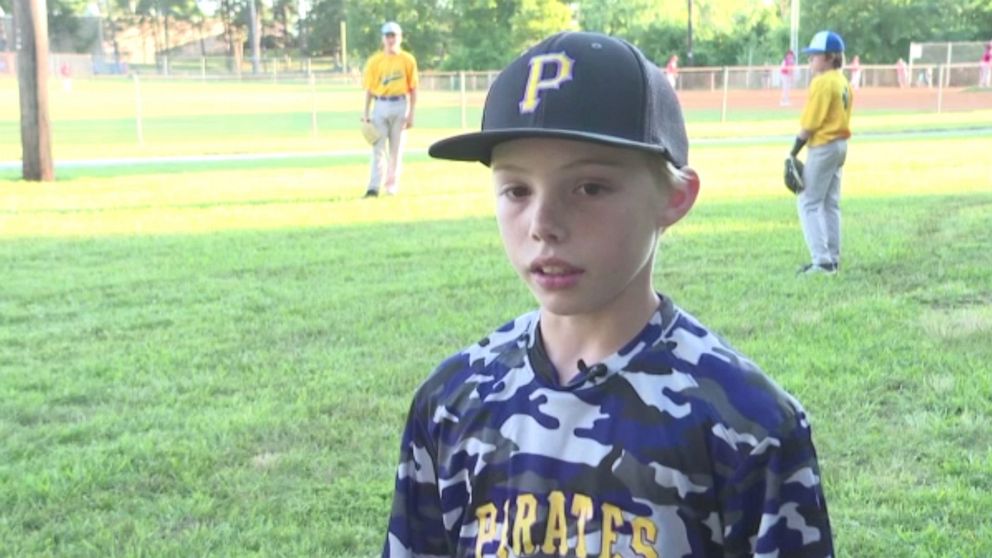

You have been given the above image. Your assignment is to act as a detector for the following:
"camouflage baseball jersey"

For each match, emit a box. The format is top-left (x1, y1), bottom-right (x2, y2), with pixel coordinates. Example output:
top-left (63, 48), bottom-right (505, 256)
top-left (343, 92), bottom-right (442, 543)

top-left (383, 296), bottom-right (833, 557)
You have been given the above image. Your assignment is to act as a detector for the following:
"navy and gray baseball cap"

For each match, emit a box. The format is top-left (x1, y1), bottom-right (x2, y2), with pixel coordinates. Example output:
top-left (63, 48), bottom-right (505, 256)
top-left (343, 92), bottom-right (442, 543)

top-left (381, 21), bottom-right (401, 35)
top-left (428, 31), bottom-right (688, 168)
top-left (802, 30), bottom-right (845, 54)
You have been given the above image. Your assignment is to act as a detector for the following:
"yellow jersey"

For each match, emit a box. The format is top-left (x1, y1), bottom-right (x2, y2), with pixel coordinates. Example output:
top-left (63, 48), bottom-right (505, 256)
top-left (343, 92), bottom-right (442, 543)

top-left (363, 50), bottom-right (419, 97)
top-left (800, 69), bottom-right (853, 146)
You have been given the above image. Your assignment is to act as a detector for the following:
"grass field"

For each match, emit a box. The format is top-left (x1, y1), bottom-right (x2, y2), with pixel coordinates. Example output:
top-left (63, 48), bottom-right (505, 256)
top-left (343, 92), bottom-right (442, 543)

top-left (2, 85), bottom-right (992, 556)
top-left (2, 77), bottom-right (991, 160)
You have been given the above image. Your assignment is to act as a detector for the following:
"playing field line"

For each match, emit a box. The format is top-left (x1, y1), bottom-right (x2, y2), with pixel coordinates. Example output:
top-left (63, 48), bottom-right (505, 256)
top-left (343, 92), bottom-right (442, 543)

top-left (2, 125), bottom-right (989, 172)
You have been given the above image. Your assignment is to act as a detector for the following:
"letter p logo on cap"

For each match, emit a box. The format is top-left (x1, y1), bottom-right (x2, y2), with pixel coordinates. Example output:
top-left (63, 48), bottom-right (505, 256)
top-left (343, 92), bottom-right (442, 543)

top-left (519, 53), bottom-right (574, 114)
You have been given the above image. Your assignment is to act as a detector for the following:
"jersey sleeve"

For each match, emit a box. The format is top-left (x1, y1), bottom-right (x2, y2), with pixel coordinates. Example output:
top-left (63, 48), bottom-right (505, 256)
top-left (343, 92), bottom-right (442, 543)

top-left (799, 79), bottom-right (831, 132)
top-left (720, 409), bottom-right (834, 557)
top-left (382, 396), bottom-right (449, 557)
top-left (406, 54), bottom-right (420, 91)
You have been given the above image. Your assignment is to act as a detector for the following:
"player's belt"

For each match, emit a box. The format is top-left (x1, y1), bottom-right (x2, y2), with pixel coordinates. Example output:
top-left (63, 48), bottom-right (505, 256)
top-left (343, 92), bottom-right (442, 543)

top-left (376, 95), bottom-right (406, 101)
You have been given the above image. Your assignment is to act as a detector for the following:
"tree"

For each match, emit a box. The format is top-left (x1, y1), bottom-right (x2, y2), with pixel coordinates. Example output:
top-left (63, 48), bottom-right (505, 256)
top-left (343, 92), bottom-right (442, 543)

top-left (575, 0), bottom-right (662, 37)
top-left (440, 0), bottom-right (572, 70)
top-left (799, 0), bottom-right (992, 63)
top-left (508, 0), bottom-right (574, 55)
top-left (46, 0), bottom-right (91, 52)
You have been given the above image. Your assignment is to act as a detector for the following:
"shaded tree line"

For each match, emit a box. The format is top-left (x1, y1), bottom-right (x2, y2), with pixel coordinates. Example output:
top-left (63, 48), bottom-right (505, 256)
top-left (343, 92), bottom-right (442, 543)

top-left (12, 0), bottom-right (992, 69)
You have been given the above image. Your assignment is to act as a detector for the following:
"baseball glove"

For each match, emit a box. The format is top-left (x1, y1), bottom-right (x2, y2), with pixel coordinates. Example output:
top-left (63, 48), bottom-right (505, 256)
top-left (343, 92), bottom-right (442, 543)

top-left (784, 156), bottom-right (805, 194)
top-left (361, 120), bottom-right (381, 145)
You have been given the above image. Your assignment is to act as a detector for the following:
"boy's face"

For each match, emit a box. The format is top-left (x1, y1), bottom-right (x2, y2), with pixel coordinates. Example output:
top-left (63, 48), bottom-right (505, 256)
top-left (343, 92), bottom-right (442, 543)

top-left (382, 32), bottom-right (401, 51)
top-left (808, 53), bottom-right (830, 73)
top-left (491, 138), bottom-right (696, 318)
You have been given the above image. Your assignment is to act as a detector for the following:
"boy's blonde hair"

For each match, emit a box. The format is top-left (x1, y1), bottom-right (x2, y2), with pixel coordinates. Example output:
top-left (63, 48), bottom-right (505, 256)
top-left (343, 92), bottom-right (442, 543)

top-left (647, 154), bottom-right (690, 192)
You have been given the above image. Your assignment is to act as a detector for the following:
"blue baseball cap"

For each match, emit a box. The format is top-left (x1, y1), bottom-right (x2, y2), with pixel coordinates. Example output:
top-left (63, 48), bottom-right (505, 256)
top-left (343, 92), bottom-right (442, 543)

top-left (381, 21), bottom-right (401, 35)
top-left (803, 31), bottom-right (844, 54)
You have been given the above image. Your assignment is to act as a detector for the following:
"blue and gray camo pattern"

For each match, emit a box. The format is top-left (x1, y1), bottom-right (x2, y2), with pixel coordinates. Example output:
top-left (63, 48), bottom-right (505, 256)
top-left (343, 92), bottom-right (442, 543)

top-left (384, 297), bottom-right (833, 557)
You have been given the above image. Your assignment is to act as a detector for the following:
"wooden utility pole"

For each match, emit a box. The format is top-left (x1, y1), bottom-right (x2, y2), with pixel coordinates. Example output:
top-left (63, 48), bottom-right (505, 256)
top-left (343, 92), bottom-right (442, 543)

top-left (15, 0), bottom-right (54, 181)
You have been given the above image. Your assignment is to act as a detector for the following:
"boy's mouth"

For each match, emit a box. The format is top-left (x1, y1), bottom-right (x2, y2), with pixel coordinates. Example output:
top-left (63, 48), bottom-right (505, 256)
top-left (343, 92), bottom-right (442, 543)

top-left (529, 257), bottom-right (582, 275)
top-left (529, 258), bottom-right (584, 289)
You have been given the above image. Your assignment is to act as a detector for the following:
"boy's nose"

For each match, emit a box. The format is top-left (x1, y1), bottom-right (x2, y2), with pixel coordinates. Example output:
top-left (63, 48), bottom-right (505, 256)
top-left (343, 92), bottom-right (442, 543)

top-left (529, 198), bottom-right (567, 244)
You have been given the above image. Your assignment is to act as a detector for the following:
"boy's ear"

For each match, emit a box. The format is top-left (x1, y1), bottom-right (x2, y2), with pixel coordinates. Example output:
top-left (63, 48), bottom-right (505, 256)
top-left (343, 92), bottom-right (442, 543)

top-left (658, 167), bottom-right (700, 229)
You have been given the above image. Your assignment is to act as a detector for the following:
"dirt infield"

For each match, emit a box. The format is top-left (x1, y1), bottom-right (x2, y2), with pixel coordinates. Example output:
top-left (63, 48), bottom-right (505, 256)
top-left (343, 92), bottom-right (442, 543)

top-left (678, 87), bottom-right (992, 113)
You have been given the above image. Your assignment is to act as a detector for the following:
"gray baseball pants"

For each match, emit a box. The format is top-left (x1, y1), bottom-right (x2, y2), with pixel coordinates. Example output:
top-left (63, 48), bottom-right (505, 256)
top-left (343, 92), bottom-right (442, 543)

top-left (367, 97), bottom-right (408, 194)
top-left (798, 139), bottom-right (847, 266)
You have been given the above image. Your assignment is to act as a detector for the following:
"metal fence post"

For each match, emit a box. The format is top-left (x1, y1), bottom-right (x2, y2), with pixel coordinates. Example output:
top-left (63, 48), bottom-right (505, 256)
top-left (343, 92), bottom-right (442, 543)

top-left (310, 73), bottom-right (318, 137)
top-left (133, 73), bottom-right (144, 146)
top-left (936, 64), bottom-right (944, 114)
top-left (721, 67), bottom-right (729, 123)
top-left (460, 71), bottom-right (467, 130)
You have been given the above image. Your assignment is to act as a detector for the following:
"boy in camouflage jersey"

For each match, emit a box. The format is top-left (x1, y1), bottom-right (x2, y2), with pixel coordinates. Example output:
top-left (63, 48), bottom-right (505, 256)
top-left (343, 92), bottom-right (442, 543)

top-left (383, 31), bottom-right (833, 558)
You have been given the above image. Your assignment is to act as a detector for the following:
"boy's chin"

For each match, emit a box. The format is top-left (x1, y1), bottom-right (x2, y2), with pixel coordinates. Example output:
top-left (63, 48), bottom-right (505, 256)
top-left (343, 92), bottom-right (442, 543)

top-left (530, 290), bottom-right (597, 318)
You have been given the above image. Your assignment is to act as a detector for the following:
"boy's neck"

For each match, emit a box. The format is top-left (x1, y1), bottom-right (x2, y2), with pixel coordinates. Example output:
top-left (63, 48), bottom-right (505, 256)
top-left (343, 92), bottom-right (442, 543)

top-left (538, 287), bottom-right (661, 385)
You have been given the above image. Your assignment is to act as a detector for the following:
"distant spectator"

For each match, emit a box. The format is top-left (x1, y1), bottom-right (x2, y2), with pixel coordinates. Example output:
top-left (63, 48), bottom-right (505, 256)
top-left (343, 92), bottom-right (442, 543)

top-left (665, 54), bottom-right (679, 89)
top-left (896, 57), bottom-right (908, 88)
top-left (780, 49), bottom-right (796, 105)
top-left (59, 61), bottom-right (73, 92)
top-left (849, 55), bottom-right (862, 89)
top-left (980, 42), bottom-right (991, 88)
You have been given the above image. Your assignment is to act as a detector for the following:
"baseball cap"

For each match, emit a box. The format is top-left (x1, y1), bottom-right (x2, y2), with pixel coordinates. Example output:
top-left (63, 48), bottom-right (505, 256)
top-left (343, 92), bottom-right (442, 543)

top-left (381, 21), bottom-right (401, 35)
top-left (428, 31), bottom-right (688, 168)
top-left (802, 30), bottom-right (845, 54)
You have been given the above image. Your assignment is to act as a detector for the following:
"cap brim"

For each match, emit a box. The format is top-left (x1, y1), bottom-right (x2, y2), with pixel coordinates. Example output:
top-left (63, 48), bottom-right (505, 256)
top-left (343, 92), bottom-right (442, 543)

top-left (429, 129), bottom-right (682, 167)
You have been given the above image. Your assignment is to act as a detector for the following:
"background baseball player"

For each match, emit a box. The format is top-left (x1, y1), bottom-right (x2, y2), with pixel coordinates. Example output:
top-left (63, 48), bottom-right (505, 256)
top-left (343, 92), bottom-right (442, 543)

top-left (665, 53), bottom-right (679, 88)
top-left (791, 30), bottom-right (853, 275)
top-left (780, 48), bottom-right (796, 105)
top-left (383, 31), bottom-right (833, 558)
top-left (361, 21), bottom-right (419, 198)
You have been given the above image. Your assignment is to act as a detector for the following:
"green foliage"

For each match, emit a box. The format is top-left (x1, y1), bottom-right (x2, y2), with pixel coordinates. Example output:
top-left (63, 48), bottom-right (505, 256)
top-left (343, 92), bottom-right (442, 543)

top-left (437, 0), bottom-right (573, 71)
top-left (576, 0), bottom-right (664, 36)
top-left (625, 21), bottom-right (686, 66)
top-left (46, 0), bottom-right (95, 52)
top-left (26, 0), bottom-right (992, 68)
top-left (799, 0), bottom-right (992, 63)
top-left (509, 0), bottom-right (575, 55)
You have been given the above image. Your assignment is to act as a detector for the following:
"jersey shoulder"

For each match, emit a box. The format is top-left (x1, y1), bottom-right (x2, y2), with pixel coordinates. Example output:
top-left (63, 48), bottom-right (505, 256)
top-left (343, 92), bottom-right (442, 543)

top-left (364, 52), bottom-right (385, 70)
top-left (660, 306), bottom-right (808, 437)
top-left (812, 70), bottom-right (849, 92)
top-left (410, 311), bottom-right (537, 412)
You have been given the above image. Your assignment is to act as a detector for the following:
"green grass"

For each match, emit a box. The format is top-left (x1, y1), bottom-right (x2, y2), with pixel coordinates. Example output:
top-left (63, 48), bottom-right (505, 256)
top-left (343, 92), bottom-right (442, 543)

top-left (2, 78), bottom-right (991, 160)
top-left (2, 130), bottom-right (991, 556)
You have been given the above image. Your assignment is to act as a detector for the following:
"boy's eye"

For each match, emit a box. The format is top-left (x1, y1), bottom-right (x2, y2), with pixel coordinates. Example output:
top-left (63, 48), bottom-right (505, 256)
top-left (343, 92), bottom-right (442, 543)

top-left (577, 182), bottom-right (610, 196)
top-left (500, 184), bottom-right (531, 199)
